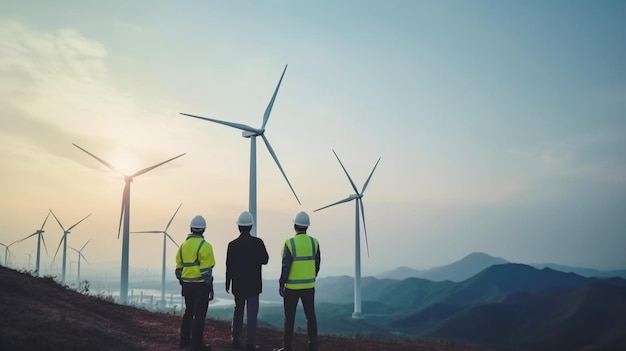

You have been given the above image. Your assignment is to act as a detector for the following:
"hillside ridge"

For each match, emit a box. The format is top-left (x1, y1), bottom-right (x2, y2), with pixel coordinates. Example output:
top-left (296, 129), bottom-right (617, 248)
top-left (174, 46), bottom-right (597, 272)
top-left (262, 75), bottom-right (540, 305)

top-left (0, 266), bottom-right (489, 351)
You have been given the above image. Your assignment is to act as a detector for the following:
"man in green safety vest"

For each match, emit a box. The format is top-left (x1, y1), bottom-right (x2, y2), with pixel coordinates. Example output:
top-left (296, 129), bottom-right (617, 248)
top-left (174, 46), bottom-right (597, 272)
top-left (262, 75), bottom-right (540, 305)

top-left (175, 215), bottom-right (215, 351)
top-left (274, 211), bottom-right (321, 351)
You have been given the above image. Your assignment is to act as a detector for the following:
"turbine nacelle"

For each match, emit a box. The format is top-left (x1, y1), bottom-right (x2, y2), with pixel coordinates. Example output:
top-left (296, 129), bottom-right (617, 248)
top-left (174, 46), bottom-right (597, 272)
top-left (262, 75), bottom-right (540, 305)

top-left (242, 129), bottom-right (264, 138)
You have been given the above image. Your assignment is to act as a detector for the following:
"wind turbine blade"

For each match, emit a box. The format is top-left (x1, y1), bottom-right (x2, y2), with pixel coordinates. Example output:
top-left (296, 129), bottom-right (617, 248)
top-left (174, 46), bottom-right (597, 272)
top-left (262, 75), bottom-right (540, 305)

top-left (332, 150), bottom-right (360, 195)
top-left (118, 187), bottom-right (128, 239)
top-left (131, 153), bottom-right (186, 178)
top-left (130, 231), bottom-right (162, 234)
top-left (180, 113), bottom-right (258, 134)
top-left (40, 211), bottom-right (51, 231)
top-left (313, 196), bottom-right (355, 212)
top-left (53, 238), bottom-right (63, 261)
top-left (359, 198), bottom-right (370, 257)
top-left (41, 235), bottom-right (50, 256)
top-left (67, 213), bottom-right (91, 231)
top-left (165, 232), bottom-right (179, 247)
top-left (49, 209), bottom-right (66, 232)
top-left (73, 143), bottom-right (122, 175)
top-left (165, 203), bottom-right (183, 232)
top-left (80, 253), bottom-right (89, 265)
top-left (261, 135), bottom-right (301, 205)
top-left (361, 157), bottom-right (381, 194)
top-left (8, 239), bottom-right (21, 247)
top-left (80, 239), bottom-right (91, 251)
top-left (16, 232), bottom-right (38, 244)
top-left (261, 64), bottom-right (288, 129)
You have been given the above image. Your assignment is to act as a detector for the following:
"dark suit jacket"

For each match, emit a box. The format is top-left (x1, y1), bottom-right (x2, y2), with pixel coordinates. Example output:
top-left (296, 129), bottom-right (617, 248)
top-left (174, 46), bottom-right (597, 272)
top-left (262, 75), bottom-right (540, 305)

top-left (226, 233), bottom-right (269, 297)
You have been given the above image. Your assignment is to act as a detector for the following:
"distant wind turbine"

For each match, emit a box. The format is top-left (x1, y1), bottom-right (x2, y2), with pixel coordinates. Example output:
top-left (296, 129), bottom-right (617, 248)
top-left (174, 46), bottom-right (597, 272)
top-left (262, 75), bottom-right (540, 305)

top-left (51, 210), bottom-right (91, 284)
top-left (314, 150), bottom-right (380, 319)
top-left (26, 250), bottom-right (35, 270)
top-left (1, 241), bottom-right (19, 266)
top-left (180, 64), bottom-right (301, 236)
top-left (72, 143), bottom-right (185, 303)
top-left (14, 211), bottom-right (52, 276)
top-left (131, 203), bottom-right (181, 309)
top-left (69, 239), bottom-right (90, 282)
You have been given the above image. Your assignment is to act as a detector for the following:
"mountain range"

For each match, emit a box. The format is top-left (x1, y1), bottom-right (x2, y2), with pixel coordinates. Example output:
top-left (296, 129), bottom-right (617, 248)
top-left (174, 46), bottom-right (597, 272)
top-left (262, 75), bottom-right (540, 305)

top-left (376, 252), bottom-right (626, 281)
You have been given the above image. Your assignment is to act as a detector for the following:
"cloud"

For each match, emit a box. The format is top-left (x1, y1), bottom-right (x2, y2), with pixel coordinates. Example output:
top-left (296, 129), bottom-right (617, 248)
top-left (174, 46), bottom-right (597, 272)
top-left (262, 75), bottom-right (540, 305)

top-left (0, 19), bottom-right (189, 166)
top-left (0, 19), bottom-right (143, 140)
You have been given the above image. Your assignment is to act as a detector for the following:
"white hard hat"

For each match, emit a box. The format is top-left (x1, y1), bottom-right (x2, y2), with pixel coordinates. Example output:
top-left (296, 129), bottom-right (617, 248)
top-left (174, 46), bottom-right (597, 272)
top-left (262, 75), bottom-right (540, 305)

top-left (293, 211), bottom-right (310, 227)
top-left (236, 211), bottom-right (254, 226)
top-left (190, 215), bottom-right (206, 229)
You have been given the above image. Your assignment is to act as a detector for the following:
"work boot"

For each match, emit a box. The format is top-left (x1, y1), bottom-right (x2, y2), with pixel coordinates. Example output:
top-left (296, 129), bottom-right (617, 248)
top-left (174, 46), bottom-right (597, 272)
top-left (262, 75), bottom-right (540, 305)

top-left (246, 344), bottom-right (262, 351)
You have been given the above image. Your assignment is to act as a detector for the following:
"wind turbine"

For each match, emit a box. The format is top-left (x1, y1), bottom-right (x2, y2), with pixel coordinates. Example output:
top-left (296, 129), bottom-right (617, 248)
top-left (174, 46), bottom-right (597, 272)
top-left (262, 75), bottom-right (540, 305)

top-left (131, 203), bottom-right (181, 309)
top-left (69, 239), bottom-right (90, 282)
top-left (51, 210), bottom-right (91, 284)
top-left (1, 241), bottom-right (19, 266)
top-left (72, 143), bottom-right (185, 303)
top-left (314, 150), bottom-right (380, 319)
top-left (181, 65), bottom-right (301, 236)
top-left (14, 211), bottom-right (52, 276)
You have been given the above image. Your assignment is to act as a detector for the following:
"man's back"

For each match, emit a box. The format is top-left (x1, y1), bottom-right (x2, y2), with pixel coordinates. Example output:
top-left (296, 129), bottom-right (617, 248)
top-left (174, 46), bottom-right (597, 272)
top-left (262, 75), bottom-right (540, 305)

top-left (226, 234), bottom-right (269, 296)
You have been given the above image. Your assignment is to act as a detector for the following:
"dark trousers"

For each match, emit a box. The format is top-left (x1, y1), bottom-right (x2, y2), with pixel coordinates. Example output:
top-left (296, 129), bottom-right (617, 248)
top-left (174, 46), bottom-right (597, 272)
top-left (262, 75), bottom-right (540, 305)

top-left (232, 294), bottom-right (260, 345)
top-left (181, 282), bottom-right (210, 350)
top-left (283, 288), bottom-right (317, 348)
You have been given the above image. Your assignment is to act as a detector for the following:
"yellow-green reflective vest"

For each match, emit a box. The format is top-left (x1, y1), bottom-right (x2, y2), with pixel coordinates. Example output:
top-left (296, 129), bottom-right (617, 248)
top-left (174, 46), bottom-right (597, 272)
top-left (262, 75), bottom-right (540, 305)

top-left (283, 234), bottom-right (318, 290)
top-left (176, 236), bottom-right (215, 283)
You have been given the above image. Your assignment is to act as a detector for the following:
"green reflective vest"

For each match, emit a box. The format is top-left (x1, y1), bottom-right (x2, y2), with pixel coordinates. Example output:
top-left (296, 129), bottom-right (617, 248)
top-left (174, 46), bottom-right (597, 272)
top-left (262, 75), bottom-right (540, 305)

top-left (175, 235), bottom-right (215, 283)
top-left (283, 234), bottom-right (319, 290)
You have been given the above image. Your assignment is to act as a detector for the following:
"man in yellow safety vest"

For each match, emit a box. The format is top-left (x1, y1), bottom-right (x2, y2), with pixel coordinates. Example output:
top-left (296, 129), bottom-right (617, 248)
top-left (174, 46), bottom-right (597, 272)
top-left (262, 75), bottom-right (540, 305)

top-left (175, 215), bottom-right (215, 351)
top-left (274, 211), bottom-right (320, 351)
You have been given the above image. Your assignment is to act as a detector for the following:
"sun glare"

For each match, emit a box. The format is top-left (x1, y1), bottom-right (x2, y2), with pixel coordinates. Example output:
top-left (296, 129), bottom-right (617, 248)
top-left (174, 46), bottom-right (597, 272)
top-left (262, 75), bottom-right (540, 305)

top-left (110, 152), bottom-right (141, 175)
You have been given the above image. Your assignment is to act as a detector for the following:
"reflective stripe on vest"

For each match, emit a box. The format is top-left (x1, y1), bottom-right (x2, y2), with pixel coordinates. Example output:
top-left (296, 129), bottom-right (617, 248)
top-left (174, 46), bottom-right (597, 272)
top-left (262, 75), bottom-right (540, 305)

top-left (180, 240), bottom-right (205, 267)
top-left (285, 235), bottom-right (317, 289)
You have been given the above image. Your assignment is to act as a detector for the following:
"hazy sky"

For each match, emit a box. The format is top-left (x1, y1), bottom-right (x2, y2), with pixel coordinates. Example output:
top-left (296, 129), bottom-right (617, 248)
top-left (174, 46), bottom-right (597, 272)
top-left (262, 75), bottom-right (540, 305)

top-left (1, 1), bottom-right (625, 281)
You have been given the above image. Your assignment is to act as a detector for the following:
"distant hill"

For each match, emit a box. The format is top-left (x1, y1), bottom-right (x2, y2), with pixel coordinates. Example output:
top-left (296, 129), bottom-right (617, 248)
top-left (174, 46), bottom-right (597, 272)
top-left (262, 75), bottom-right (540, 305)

top-left (377, 266), bottom-right (422, 280)
top-left (281, 263), bottom-right (626, 350)
top-left (377, 252), bottom-right (626, 281)
top-left (377, 252), bottom-right (509, 282)
top-left (530, 263), bottom-right (626, 279)
top-left (429, 282), bottom-right (626, 351)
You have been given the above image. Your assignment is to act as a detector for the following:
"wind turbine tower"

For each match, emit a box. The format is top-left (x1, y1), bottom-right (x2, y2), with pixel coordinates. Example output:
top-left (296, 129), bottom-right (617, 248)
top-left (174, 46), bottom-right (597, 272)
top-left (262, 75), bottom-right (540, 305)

top-left (14, 211), bottom-right (51, 276)
top-left (72, 143), bottom-right (185, 303)
top-left (181, 65), bottom-right (301, 236)
top-left (51, 210), bottom-right (91, 284)
top-left (314, 150), bottom-right (380, 319)
top-left (70, 239), bottom-right (90, 282)
top-left (131, 203), bottom-right (181, 309)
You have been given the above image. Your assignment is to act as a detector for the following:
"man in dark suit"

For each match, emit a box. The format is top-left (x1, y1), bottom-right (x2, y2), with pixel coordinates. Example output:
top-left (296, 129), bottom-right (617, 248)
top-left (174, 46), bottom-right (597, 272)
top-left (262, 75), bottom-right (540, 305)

top-left (226, 211), bottom-right (269, 350)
